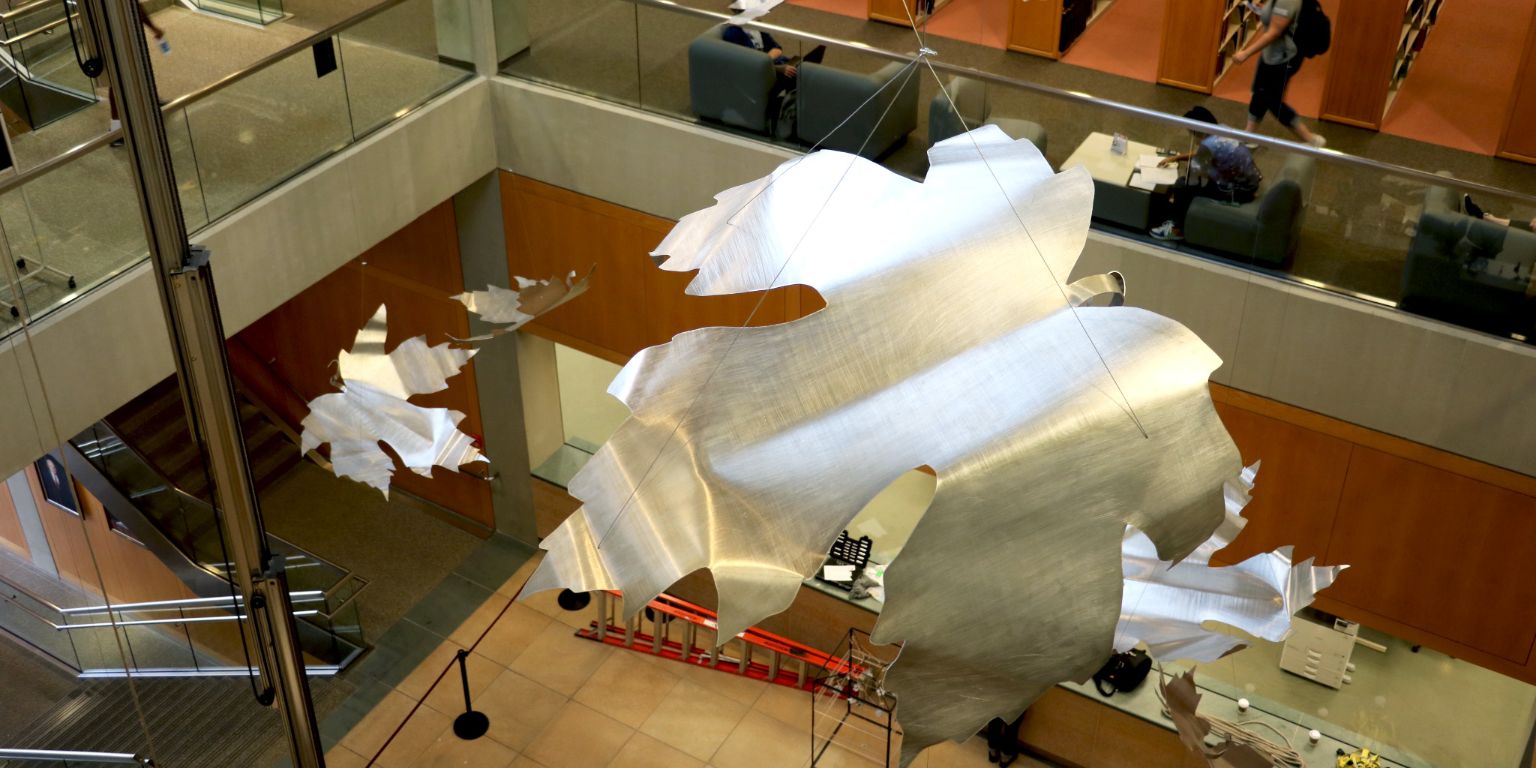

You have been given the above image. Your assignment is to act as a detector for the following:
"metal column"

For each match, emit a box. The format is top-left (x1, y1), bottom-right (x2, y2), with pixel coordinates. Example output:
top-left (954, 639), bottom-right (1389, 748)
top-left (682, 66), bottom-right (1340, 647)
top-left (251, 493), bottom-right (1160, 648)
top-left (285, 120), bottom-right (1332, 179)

top-left (85, 0), bottom-right (325, 765)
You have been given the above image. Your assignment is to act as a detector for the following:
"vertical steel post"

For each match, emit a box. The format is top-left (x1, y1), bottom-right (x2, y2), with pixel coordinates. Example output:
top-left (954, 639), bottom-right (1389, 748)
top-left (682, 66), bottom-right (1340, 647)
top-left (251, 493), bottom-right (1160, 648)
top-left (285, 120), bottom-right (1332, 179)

top-left (86, 0), bottom-right (324, 765)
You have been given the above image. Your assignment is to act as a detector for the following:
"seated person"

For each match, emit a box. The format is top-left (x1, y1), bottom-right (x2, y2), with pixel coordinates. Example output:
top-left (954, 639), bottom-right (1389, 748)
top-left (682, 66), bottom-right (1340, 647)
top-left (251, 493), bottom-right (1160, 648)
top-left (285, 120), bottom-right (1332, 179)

top-left (1150, 106), bottom-right (1263, 241)
top-left (1463, 195), bottom-right (1534, 232)
top-left (722, 23), bottom-right (825, 85)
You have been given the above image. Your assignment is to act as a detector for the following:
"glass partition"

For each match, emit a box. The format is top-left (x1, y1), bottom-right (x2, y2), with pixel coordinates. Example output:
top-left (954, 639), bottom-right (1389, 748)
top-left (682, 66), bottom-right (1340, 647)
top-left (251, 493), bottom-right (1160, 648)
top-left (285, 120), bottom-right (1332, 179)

top-left (0, 0), bottom-right (474, 344)
top-left (502, 0), bottom-right (1536, 349)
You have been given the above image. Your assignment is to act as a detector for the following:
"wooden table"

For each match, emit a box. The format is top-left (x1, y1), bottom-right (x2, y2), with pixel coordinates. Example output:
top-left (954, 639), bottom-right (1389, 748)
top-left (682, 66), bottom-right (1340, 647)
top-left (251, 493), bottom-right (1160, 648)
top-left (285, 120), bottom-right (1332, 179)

top-left (1061, 131), bottom-right (1167, 230)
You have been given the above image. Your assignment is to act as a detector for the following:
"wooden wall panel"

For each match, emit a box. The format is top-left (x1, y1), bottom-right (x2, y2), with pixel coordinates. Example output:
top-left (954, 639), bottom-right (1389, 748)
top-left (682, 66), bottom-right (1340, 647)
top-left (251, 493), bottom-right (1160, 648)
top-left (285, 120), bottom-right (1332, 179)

top-left (1210, 400), bottom-right (1351, 564)
top-left (1007, 0), bottom-right (1062, 58)
top-left (1497, 13), bottom-right (1536, 163)
top-left (0, 478), bottom-right (29, 557)
top-left (237, 202), bottom-right (495, 531)
top-left (1323, 446), bottom-right (1536, 665)
top-left (502, 174), bottom-right (813, 362)
top-left (1317, 0), bottom-right (1401, 129)
top-left (1156, 0), bottom-right (1225, 93)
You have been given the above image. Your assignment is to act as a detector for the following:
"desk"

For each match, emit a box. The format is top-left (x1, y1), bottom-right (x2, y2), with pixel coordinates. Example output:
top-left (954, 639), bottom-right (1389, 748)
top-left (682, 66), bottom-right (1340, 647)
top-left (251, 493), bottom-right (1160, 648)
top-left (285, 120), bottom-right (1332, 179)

top-left (1062, 131), bottom-right (1167, 231)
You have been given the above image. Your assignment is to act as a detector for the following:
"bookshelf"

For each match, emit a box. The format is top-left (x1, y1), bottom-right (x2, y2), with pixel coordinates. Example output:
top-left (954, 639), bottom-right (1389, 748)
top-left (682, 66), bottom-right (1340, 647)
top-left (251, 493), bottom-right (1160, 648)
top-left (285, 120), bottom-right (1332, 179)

top-left (867, 0), bottom-right (955, 27)
top-left (1319, 0), bottom-right (1444, 130)
top-left (1006, 0), bottom-right (1116, 59)
top-left (1157, 0), bottom-right (1259, 94)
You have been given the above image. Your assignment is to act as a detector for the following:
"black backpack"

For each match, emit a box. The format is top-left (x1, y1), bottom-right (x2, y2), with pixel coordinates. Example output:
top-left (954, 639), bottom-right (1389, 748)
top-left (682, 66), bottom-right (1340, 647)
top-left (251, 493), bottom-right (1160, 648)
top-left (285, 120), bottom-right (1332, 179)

top-left (1293, 0), bottom-right (1332, 58)
top-left (1093, 649), bottom-right (1152, 697)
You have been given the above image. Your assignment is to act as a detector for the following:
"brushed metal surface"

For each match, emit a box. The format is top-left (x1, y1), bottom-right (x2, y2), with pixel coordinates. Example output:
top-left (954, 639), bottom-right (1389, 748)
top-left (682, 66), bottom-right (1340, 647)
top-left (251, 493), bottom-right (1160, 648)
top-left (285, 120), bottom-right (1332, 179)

top-left (301, 305), bottom-right (484, 496)
top-left (525, 127), bottom-right (1253, 762)
top-left (1115, 462), bottom-right (1346, 663)
top-left (453, 269), bottom-right (591, 342)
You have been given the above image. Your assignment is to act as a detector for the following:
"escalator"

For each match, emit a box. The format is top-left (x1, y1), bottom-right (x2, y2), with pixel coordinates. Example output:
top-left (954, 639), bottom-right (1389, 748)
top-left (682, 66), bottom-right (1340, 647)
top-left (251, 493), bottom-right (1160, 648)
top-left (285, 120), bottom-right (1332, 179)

top-left (59, 382), bottom-right (368, 673)
top-left (0, 0), bottom-right (99, 131)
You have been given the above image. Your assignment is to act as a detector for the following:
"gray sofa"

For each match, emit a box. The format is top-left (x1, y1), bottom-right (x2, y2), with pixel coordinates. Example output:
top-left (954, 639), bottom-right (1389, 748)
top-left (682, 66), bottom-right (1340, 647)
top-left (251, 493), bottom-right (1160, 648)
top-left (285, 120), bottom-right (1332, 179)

top-left (1399, 182), bottom-right (1535, 340)
top-left (688, 25), bottom-right (778, 134)
top-left (797, 61), bottom-right (918, 160)
top-left (927, 77), bottom-right (1046, 153)
top-left (1184, 153), bottom-right (1316, 269)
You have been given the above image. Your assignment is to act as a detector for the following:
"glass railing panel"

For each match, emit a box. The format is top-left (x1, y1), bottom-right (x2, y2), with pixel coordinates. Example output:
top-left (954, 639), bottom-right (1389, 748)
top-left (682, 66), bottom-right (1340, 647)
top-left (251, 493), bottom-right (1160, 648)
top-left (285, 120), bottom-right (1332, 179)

top-left (0, 142), bottom-right (147, 327)
top-left (502, 0), bottom-right (1536, 349)
top-left (500, 0), bottom-right (641, 108)
top-left (182, 611), bottom-right (249, 670)
top-left (11, 12), bottom-right (95, 99)
top-left (166, 107), bottom-right (211, 232)
top-left (0, 583), bottom-right (78, 670)
top-left (114, 616), bottom-right (197, 671)
top-left (182, 44), bottom-right (352, 222)
top-left (335, 0), bottom-right (472, 138)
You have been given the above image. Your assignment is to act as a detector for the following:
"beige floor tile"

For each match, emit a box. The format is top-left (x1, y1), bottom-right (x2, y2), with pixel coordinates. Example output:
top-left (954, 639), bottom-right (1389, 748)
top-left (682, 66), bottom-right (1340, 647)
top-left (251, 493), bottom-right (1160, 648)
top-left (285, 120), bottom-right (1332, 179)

top-left (424, 651), bottom-right (506, 717)
top-left (478, 602), bottom-right (554, 668)
top-left (497, 552), bottom-right (544, 598)
top-left (475, 668), bottom-right (571, 751)
top-left (510, 620), bottom-right (613, 696)
top-left (376, 704), bottom-right (453, 768)
top-left (812, 702), bottom-right (896, 757)
top-left (450, 592), bottom-right (514, 647)
top-left (508, 757), bottom-right (546, 768)
top-left (920, 736), bottom-right (1005, 767)
top-left (323, 745), bottom-right (369, 768)
top-left (340, 688), bottom-right (420, 757)
top-left (572, 650), bottom-right (682, 728)
top-left (676, 660), bottom-right (770, 707)
top-left (609, 731), bottom-right (707, 768)
top-left (754, 683), bottom-right (815, 731)
top-left (711, 710), bottom-right (811, 768)
top-left (639, 678), bottom-right (751, 761)
top-left (413, 728), bottom-right (520, 768)
top-left (814, 742), bottom-right (885, 768)
top-left (522, 701), bottom-right (635, 768)
top-left (520, 587), bottom-right (597, 630)
top-left (397, 639), bottom-right (471, 701)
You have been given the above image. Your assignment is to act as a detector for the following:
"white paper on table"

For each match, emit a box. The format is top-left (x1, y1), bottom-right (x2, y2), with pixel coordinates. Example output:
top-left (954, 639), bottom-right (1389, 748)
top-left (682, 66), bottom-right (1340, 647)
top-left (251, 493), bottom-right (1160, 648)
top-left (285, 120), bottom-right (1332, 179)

top-left (868, 586), bottom-right (885, 603)
top-left (1134, 165), bottom-right (1180, 187)
top-left (1128, 172), bottom-right (1159, 192)
top-left (1136, 154), bottom-right (1165, 169)
top-left (823, 564), bottom-right (856, 581)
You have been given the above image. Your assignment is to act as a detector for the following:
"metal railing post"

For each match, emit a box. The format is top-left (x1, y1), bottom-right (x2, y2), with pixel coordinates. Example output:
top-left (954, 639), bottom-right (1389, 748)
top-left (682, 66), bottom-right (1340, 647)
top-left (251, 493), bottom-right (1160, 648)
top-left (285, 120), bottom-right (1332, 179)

top-left (593, 592), bottom-right (608, 642)
top-left (83, 0), bottom-right (323, 764)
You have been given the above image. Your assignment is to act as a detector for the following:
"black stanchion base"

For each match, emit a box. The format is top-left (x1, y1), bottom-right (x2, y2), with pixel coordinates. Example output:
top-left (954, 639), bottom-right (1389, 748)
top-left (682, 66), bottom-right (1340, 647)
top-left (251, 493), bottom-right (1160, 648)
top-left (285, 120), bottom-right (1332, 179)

top-left (557, 589), bottom-right (591, 611)
top-left (454, 711), bottom-right (490, 740)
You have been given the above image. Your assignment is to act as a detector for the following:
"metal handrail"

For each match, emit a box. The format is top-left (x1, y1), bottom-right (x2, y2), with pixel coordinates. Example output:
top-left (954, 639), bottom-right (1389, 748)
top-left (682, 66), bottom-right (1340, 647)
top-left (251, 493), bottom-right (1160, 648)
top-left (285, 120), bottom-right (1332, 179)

top-left (0, 0), bottom-right (68, 22)
top-left (0, 0), bottom-right (418, 196)
top-left (0, 10), bottom-right (72, 45)
top-left (625, 0), bottom-right (1536, 207)
top-left (0, 748), bottom-right (152, 765)
top-left (57, 590), bottom-right (327, 615)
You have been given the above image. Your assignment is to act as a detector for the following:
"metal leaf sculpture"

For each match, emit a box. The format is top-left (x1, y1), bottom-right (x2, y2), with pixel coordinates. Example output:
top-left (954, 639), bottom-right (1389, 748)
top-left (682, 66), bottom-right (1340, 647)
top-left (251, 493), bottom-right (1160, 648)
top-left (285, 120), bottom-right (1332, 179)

top-left (728, 0), bottom-right (784, 23)
top-left (452, 269), bottom-right (592, 342)
top-left (1115, 462), bottom-right (1347, 662)
top-left (524, 127), bottom-right (1328, 763)
top-left (301, 305), bottom-right (484, 497)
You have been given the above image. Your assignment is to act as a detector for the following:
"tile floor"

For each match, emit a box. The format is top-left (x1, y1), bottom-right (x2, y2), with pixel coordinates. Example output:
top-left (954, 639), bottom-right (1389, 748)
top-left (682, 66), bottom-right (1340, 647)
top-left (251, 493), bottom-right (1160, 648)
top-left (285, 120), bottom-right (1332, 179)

top-left (332, 553), bottom-right (1050, 768)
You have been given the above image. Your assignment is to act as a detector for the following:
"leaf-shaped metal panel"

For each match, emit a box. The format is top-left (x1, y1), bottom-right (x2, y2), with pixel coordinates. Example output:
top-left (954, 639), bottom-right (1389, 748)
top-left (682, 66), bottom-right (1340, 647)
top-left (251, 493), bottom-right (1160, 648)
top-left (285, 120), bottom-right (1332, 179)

top-left (524, 127), bottom-right (1250, 761)
top-left (300, 305), bottom-right (484, 496)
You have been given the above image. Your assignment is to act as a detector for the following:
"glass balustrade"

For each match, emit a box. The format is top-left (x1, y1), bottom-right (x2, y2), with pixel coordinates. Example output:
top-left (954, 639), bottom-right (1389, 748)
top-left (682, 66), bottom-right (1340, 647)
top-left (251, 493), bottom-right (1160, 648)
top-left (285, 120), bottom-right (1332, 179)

top-left (0, 0), bottom-right (474, 343)
top-left (499, 0), bottom-right (1536, 351)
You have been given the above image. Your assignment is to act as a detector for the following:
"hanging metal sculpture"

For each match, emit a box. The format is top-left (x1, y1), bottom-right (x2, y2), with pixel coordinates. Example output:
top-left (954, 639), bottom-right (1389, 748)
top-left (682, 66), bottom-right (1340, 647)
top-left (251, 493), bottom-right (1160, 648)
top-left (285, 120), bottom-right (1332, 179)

top-left (303, 270), bottom-right (588, 496)
top-left (453, 269), bottom-right (591, 342)
top-left (300, 305), bottom-right (483, 497)
top-left (519, 126), bottom-right (1339, 763)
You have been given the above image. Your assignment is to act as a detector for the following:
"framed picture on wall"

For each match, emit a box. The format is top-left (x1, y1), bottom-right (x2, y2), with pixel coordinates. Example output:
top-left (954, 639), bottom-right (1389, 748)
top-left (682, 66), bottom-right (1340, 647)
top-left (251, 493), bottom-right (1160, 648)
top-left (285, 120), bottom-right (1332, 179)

top-left (34, 453), bottom-right (79, 516)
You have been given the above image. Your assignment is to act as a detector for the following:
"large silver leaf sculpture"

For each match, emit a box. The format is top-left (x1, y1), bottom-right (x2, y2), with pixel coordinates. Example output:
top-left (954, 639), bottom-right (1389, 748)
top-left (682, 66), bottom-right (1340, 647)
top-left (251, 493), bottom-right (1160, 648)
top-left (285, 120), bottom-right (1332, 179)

top-left (1115, 462), bottom-right (1347, 662)
top-left (301, 305), bottom-right (484, 497)
top-left (524, 126), bottom-right (1266, 761)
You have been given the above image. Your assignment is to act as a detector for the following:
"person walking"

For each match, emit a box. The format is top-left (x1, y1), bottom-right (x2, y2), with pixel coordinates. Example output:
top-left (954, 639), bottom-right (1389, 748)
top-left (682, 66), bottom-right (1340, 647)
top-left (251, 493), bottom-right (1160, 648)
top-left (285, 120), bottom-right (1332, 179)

top-left (108, 2), bottom-right (168, 148)
top-left (1233, 0), bottom-right (1325, 148)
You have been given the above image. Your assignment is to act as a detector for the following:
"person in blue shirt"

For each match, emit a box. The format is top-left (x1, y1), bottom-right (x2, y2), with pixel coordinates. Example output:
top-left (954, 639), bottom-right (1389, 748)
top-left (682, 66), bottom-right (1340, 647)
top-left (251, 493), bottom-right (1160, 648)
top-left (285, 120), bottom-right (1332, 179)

top-left (1150, 107), bottom-right (1264, 241)
top-left (722, 24), bottom-right (825, 85)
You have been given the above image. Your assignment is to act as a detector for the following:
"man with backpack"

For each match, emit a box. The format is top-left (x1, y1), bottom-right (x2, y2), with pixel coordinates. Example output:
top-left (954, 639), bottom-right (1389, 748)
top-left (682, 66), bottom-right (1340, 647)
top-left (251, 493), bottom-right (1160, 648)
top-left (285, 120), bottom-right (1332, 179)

top-left (1233, 0), bottom-right (1330, 148)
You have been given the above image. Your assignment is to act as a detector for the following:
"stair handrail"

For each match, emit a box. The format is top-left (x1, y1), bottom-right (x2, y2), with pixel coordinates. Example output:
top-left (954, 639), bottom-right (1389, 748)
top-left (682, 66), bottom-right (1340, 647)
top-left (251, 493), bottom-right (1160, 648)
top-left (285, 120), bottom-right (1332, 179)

top-left (73, 420), bottom-right (359, 593)
top-left (0, 748), bottom-right (153, 765)
top-left (0, 10), bottom-right (73, 45)
top-left (56, 590), bottom-right (327, 616)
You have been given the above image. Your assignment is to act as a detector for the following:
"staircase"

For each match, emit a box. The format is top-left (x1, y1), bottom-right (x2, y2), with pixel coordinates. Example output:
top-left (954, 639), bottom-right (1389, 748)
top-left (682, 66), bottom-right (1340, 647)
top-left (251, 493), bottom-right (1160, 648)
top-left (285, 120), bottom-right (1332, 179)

top-left (105, 377), bottom-right (301, 504)
top-left (0, 0), bottom-right (99, 131)
top-left (0, 674), bottom-right (353, 768)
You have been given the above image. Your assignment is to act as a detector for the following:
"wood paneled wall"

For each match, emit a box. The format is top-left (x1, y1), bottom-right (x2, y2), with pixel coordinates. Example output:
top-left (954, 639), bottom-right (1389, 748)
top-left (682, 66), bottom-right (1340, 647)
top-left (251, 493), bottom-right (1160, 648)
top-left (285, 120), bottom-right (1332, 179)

top-left (1317, 0), bottom-right (1403, 129)
top-left (1007, 0), bottom-right (1063, 58)
top-left (0, 478), bottom-right (29, 557)
top-left (1212, 386), bottom-right (1536, 685)
top-left (503, 172), bottom-right (1536, 685)
top-left (501, 174), bottom-right (822, 365)
top-left (237, 202), bottom-right (495, 532)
